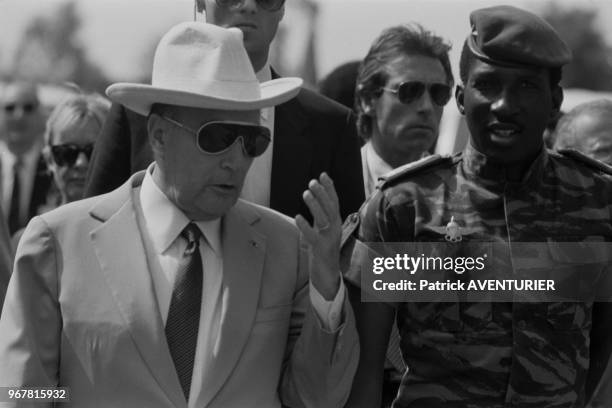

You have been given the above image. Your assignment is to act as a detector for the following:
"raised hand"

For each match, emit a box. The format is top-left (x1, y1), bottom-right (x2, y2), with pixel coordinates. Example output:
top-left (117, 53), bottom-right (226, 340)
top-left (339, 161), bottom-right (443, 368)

top-left (295, 172), bottom-right (342, 300)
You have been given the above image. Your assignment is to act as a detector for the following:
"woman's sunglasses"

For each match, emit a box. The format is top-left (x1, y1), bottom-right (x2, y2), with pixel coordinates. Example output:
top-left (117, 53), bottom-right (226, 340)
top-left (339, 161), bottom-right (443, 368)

top-left (161, 116), bottom-right (271, 158)
top-left (50, 144), bottom-right (94, 167)
top-left (383, 81), bottom-right (452, 107)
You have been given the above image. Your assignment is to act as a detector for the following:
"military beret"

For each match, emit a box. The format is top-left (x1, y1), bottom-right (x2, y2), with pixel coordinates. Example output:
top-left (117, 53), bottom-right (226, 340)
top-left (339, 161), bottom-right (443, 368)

top-left (467, 5), bottom-right (572, 68)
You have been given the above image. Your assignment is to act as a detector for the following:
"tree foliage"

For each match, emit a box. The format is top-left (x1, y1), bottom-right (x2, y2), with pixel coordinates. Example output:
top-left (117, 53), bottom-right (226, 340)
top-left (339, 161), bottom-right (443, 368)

top-left (542, 4), bottom-right (612, 91)
top-left (11, 1), bottom-right (110, 94)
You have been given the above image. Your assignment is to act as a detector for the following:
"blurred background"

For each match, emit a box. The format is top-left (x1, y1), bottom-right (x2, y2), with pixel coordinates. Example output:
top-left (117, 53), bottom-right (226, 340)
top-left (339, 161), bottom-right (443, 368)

top-left (1, 0), bottom-right (611, 151)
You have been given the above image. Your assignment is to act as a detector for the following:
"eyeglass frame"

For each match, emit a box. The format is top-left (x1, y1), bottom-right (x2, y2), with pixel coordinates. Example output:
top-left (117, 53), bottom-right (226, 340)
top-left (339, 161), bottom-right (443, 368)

top-left (159, 115), bottom-right (271, 158)
top-left (49, 143), bottom-right (94, 167)
top-left (382, 81), bottom-right (452, 107)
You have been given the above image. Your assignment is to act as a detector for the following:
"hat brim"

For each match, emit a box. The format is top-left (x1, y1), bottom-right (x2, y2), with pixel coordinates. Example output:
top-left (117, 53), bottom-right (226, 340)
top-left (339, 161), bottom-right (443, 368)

top-left (106, 77), bottom-right (303, 116)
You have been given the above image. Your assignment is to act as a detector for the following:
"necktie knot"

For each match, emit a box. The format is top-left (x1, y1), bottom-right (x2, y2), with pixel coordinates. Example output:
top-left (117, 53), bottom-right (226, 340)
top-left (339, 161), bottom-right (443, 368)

top-left (181, 223), bottom-right (201, 255)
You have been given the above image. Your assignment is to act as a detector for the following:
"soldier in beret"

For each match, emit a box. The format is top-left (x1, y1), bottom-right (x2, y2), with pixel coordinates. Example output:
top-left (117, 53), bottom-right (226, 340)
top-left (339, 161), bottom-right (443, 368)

top-left (343, 5), bottom-right (612, 407)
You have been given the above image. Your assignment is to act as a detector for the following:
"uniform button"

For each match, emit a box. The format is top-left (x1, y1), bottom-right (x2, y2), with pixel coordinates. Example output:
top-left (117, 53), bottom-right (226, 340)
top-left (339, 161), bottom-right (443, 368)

top-left (517, 320), bottom-right (527, 330)
top-left (330, 312), bottom-right (338, 321)
top-left (511, 395), bottom-right (521, 405)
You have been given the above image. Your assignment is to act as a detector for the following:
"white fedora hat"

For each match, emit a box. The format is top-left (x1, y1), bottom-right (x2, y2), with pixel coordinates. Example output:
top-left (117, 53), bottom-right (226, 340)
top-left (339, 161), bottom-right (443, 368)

top-left (106, 22), bottom-right (302, 115)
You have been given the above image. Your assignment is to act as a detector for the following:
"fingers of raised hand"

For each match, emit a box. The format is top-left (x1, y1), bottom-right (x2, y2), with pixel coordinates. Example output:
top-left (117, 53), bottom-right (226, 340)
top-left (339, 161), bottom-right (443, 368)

top-left (303, 189), bottom-right (330, 231)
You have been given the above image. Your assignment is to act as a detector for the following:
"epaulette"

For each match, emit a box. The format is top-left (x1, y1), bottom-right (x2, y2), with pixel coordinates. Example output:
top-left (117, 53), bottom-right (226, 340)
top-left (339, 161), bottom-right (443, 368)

top-left (377, 154), bottom-right (453, 189)
top-left (557, 148), bottom-right (612, 175)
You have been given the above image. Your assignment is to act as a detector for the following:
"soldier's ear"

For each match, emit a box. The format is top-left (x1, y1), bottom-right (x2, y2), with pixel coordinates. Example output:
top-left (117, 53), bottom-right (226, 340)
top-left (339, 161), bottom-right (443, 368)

top-left (550, 86), bottom-right (563, 121)
top-left (455, 85), bottom-right (465, 115)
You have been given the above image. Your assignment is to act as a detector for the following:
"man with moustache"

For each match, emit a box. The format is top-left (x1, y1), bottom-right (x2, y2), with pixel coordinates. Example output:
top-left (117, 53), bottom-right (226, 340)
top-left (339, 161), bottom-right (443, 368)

top-left (0, 23), bottom-right (358, 407)
top-left (343, 6), bottom-right (612, 407)
top-left (85, 0), bottom-right (364, 222)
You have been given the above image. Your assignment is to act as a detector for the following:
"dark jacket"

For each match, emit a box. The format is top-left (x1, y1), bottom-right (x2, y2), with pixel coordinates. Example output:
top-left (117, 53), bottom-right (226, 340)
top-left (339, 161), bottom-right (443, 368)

top-left (85, 86), bottom-right (365, 221)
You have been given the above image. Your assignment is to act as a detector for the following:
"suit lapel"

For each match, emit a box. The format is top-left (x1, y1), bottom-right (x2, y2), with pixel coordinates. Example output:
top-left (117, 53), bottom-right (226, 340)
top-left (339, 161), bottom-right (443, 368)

top-left (89, 173), bottom-right (186, 408)
top-left (28, 153), bottom-right (52, 218)
top-left (199, 201), bottom-right (266, 407)
top-left (270, 97), bottom-right (313, 217)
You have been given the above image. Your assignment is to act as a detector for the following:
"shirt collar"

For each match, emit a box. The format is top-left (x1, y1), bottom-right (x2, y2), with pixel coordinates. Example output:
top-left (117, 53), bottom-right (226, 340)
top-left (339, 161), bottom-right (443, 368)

top-left (0, 140), bottom-right (40, 167)
top-left (256, 62), bottom-right (272, 122)
top-left (461, 142), bottom-right (548, 189)
top-left (140, 164), bottom-right (222, 255)
top-left (255, 61), bottom-right (272, 83)
top-left (365, 141), bottom-right (394, 185)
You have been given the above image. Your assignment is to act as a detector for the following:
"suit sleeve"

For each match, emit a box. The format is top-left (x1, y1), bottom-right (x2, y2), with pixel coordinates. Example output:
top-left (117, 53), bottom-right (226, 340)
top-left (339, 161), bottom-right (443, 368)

top-left (330, 111), bottom-right (365, 221)
top-left (279, 235), bottom-right (359, 408)
top-left (0, 205), bottom-right (13, 312)
top-left (84, 103), bottom-right (133, 197)
top-left (0, 217), bottom-right (60, 408)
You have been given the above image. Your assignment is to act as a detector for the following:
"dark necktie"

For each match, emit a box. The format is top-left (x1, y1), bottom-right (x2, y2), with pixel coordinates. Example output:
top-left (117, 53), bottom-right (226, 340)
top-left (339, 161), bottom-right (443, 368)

top-left (165, 223), bottom-right (203, 401)
top-left (8, 157), bottom-right (22, 234)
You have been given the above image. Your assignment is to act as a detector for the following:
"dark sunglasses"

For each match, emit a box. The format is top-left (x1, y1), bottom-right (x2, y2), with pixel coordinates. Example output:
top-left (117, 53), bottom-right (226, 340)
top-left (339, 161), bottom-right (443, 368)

top-left (383, 81), bottom-right (452, 107)
top-left (161, 116), bottom-right (271, 158)
top-left (4, 102), bottom-right (38, 115)
top-left (50, 144), bottom-right (94, 167)
top-left (215, 0), bottom-right (285, 12)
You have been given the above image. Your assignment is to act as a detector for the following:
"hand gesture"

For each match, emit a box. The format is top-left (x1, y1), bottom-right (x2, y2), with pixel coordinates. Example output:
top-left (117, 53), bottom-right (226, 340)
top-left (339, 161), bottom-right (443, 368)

top-left (295, 173), bottom-right (341, 299)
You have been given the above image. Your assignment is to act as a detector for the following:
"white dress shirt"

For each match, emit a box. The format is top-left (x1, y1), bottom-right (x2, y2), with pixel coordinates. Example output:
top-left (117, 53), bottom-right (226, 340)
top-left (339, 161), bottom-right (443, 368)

top-left (361, 141), bottom-right (394, 196)
top-left (0, 141), bottom-right (41, 225)
top-left (240, 63), bottom-right (275, 206)
top-left (138, 164), bottom-right (344, 407)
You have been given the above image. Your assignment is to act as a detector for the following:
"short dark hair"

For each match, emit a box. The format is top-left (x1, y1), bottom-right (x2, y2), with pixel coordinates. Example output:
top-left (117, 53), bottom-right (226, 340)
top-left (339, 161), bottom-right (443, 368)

top-left (355, 24), bottom-right (454, 141)
top-left (458, 39), bottom-right (562, 88)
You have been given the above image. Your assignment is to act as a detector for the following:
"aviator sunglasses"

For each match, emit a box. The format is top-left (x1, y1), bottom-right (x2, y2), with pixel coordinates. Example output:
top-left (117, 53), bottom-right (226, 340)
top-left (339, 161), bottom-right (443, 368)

top-left (383, 81), bottom-right (452, 107)
top-left (50, 144), bottom-right (94, 167)
top-left (215, 0), bottom-right (285, 12)
top-left (161, 116), bottom-right (271, 158)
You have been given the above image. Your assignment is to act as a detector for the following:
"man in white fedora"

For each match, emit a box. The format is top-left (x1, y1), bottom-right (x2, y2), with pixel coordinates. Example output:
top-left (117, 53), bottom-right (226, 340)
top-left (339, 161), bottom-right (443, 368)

top-left (0, 22), bottom-right (358, 408)
top-left (85, 0), bottom-right (365, 227)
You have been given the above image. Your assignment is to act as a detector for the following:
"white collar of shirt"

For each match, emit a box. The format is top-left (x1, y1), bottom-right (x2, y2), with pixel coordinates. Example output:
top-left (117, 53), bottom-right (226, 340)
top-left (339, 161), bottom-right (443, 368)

top-left (0, 140), bottom-right (41, 215)
top-left (0, 140), bottom-right (40, 168)
top-left (255, 62), bottom-right (272, 122)
top-left (139, 164), bottom-right (221, 255)
top-left (363, 141), bottom-right (393, 194)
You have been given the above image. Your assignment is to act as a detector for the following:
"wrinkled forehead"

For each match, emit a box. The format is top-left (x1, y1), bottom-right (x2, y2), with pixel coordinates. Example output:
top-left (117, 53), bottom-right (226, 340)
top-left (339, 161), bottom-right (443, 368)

top-left (1, 82), bottom-right (40, 105)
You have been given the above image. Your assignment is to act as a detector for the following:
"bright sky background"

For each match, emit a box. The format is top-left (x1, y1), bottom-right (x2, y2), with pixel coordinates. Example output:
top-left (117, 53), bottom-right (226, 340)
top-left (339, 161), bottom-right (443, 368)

top-left (1, 0), bottom-right (611, 82)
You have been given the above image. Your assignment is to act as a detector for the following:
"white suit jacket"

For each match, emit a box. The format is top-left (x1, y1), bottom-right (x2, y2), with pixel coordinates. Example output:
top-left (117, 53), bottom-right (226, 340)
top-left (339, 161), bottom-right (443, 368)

top-left (0, 171), bottom-right (359, 408)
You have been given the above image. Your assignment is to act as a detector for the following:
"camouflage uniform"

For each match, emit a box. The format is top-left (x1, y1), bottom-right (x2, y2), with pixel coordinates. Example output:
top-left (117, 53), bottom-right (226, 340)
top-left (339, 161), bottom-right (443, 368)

top-left (342, 144), bottom-right (612, 407)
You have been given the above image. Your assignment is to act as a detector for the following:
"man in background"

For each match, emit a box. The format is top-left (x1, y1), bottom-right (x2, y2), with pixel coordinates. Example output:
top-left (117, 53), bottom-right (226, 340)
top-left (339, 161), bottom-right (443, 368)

top-left (85, 0), bottom-right (364, 222)
top-left (351, 24), bottom-right (454, 406)
top-left (0, 81), bottom-right (52, 234)
top-left (553, 99), bottom-right (612, 165)
top-left (354, 24), bottom-right (453, 196)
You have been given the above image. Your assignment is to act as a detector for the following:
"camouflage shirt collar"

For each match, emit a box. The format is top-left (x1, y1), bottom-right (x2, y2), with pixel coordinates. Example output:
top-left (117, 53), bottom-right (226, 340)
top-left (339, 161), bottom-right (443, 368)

top-left (461, 143), bottom-right (548, 189)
